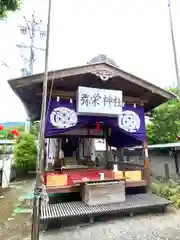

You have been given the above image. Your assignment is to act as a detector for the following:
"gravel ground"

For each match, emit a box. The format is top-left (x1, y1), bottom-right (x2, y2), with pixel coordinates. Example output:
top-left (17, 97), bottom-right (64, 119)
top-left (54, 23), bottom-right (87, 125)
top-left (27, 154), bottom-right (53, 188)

top-left (0, 179), bottom-right (34, 240)
top-left (40, 210), bottom-right (180, 240)
top-left (1, 180), bottom-right (180, 240)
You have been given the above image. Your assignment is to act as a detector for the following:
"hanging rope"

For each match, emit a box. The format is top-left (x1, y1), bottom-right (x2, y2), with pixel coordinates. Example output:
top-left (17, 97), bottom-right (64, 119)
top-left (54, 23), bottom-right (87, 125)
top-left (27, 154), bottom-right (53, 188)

top-left (46, 69), bottom-right (56, 123)
top-left (44, 69), bottom-right (56, 168)
top-left (38, 69), bottom-right (56, 203)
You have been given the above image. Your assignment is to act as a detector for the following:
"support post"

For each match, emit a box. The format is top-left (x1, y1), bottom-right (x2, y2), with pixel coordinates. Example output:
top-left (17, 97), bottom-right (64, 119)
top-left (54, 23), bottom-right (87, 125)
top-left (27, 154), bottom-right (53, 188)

top-left (105, 128), bottom-right (110, 167)
top-left (76, 137), bottom-right (81, 165)
top-left (143, 143), bottom-right (151, 188)
top-left (105, 137), bottom-right (108, 163)
top-left (173, 148), bottom-right (180, 177)
top-left (164, 163), bottom-right (170, 181)
top-left (58, 138), bottom-right (64, 169)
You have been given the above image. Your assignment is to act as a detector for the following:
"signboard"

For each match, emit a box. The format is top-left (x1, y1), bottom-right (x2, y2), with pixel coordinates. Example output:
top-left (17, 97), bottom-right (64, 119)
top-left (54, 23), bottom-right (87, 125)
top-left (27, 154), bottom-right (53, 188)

top-left (77, 86), bottom-right (122, 116)
top-left (46, 174), bottom-right (67, 187)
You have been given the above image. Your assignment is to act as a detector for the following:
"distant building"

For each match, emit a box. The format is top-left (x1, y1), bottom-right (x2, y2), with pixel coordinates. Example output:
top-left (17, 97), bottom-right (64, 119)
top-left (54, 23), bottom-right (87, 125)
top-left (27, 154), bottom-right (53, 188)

top-left (0, 122), bottom-right (25, 128)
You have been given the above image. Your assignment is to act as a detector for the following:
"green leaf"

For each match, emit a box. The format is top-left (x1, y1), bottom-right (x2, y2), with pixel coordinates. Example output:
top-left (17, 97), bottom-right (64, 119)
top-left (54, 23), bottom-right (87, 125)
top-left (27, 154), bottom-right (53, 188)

top-left (146, 87), bottom-right (180, 144)
top-left (0, 0), bottom-right (21, 19)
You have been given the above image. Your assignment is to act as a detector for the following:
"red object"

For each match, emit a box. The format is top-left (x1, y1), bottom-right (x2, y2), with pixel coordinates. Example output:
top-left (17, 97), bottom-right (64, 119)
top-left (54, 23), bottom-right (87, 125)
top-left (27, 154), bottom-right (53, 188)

top-left (96, 121), bottom-right (101, 131)
top-left (0, 124), bottom-right (3, 131)
top-left (44, 168), bottom-right (111, 186)
top-left (11, 129), bottom-right (19, 137)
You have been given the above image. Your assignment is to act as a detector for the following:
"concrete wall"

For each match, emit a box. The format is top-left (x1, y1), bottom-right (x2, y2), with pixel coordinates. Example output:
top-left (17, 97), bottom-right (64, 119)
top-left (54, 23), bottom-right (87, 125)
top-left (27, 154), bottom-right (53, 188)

top-left (148, 151), bottom-right (180, 180)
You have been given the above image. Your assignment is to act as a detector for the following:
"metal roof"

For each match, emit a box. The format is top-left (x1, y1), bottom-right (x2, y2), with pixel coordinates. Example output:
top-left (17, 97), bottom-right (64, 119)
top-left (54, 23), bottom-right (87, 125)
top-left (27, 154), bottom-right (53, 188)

top-left (132, 142), bottom-right (180, 150)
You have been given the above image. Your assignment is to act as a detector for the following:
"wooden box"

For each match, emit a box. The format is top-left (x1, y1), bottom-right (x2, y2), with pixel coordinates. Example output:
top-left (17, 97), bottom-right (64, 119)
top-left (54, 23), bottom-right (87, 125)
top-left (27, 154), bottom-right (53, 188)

top-left (82, 180), bottom-right (125, 206)
top-left (111, 171), bottom-right (123, 179)
top-left (46, 173), bottom-right (67, 187)
top-left (125, 170), bottom-right (142, 181)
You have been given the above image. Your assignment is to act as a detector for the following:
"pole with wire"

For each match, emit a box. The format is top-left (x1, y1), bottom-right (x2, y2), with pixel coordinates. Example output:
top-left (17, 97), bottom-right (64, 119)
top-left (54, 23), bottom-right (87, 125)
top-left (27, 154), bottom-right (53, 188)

top-left (168, 0), bottom-right (180, 90)
top-left (17, 12), bottom-right (46, 76)
top-left (31, 0), bottom-right (52, 239)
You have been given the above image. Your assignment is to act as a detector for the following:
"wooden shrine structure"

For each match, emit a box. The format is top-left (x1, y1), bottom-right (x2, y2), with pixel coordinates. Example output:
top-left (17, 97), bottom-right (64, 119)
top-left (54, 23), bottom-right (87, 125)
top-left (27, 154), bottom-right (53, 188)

top-left (8, 55), bottom-right (174, 228)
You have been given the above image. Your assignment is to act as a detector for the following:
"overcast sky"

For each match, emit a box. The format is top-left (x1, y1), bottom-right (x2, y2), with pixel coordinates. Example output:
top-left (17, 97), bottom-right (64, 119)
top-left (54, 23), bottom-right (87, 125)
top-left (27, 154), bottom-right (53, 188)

top-left (0, 0), bottom-right (180, 122)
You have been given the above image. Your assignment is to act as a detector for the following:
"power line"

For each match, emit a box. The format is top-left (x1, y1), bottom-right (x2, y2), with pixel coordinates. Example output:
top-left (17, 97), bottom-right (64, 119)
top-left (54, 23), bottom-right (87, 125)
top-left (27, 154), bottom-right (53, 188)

top-left (17, 11), bottom-right (46, 77)
top-left (168, 0), bottom-right (180, 90)
top-left (0, 60), bottom-right (10, 68)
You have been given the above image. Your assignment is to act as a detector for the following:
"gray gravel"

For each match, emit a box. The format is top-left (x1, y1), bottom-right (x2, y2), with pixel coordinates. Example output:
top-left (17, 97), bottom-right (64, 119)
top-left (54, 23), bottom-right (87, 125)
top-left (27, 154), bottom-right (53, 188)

top-left (40, 210), bottom-right (180, 240)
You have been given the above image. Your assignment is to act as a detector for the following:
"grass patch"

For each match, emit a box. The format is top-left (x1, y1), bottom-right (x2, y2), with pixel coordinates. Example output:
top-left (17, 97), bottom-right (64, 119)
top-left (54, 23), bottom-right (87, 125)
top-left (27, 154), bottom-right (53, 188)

top-left (152, 178), bottom-right (180, 208)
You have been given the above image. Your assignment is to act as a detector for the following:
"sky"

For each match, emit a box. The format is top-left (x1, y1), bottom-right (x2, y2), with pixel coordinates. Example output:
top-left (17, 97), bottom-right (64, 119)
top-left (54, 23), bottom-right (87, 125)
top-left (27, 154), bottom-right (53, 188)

top-left (0, 0), bottom-right (180, 122)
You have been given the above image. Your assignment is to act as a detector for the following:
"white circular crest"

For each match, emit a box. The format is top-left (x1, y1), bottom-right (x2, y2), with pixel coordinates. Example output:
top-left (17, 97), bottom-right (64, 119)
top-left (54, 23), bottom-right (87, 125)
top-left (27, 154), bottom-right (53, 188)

top-left (50, 107), bottom-right (78, 129)
top-left (94, 70), bottom-right (113, 81)
top-left (118, 110), bottom-right (140, 133)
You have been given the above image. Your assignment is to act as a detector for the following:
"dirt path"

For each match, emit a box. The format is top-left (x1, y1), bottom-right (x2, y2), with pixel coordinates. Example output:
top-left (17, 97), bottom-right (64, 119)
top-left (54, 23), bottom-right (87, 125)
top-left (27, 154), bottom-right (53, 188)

top-left (0, 179), bottom-right (33, 240)
top-left (41, 210), bottom-right (180, 240)
top-left (1, 181), bottom-right (180, 240)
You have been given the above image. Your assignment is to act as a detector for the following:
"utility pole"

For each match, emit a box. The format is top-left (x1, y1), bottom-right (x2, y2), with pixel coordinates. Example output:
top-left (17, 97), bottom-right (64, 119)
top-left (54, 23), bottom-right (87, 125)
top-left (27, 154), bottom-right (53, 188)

top-left (17, 12), bottom-right (46, 76)
top-left (168, 0), bottom-right (180, 90)
top-left (31, 0), bottom-right (52, 239)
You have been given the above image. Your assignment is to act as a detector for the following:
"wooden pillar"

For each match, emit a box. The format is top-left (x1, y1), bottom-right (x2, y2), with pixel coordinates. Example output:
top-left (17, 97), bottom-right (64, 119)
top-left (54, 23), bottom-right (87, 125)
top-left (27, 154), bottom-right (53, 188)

top-left (164, 163), bottom-right (170, 181)
top-left (76, 137), bottom-right (80, 165)
top-left (173, 148), bottom-right (180, 177)
top-left (143, 142), bottom-right (151, 188)
top-left (105, 130), bottom-right (108, 164)
top-left (53, 137), bottom-right (63, 171)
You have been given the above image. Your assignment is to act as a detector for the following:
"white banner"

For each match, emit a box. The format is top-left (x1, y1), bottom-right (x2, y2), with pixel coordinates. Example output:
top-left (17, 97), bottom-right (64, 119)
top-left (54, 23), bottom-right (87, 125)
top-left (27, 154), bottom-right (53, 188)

top-left (2, 155), bottom-right (12, 188)
top-left (77, 86), bottom-right (122, 116)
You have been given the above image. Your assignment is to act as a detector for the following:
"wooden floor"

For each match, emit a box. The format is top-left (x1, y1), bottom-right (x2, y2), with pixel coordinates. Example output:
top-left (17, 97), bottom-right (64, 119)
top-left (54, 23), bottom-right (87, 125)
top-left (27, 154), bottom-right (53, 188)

top-left (40, 193), bottom-right (171, 230)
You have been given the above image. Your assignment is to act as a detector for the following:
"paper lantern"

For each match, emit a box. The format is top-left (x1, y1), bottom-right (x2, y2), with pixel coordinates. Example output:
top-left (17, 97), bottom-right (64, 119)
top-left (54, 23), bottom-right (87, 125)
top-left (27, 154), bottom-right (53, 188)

top-left (0, 124), bottom-right (3, 131)
top-left (96, 121), bottom-right (101, 132)
top-left (11, 129), bottom-right (19, 137)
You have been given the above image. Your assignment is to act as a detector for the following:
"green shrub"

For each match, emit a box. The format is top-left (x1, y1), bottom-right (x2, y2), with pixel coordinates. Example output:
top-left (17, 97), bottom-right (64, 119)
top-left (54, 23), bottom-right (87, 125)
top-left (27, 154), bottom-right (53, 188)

top-left (171, 194), bottom-right (180, 208)
top-left (13, 132), bottom-right (37, 171)
top-left (151, 182), bottom-right (158, 194)
top-left (169, 188), bottom-right (177, 196)
top-left (167, 179), bottom-right (177, 188)
top-left (155, 183), bottom-right (167, 196)
top-left (162, 185), bottom-right (171, 198)
top-left (175, 185), bottom-right (180, 193)
top-left (175, 199), bottom-right (180, 208)
top-left (169, 195), bottom-right (178, 205)
top-left (152, 178), bottom-right (180, 208)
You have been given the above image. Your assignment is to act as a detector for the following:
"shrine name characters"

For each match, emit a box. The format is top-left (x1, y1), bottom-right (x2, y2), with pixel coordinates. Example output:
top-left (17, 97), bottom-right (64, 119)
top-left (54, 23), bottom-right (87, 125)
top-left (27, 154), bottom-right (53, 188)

top-left (77, 86), bottom-right (122, 116)
top-left (80, 93), bottom-right (122, 108)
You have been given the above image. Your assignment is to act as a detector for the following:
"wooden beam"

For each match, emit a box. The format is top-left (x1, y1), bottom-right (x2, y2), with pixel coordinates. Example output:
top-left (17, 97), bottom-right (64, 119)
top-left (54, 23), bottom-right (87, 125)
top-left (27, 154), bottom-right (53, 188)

top-left (8, 63), bottom-right (176, 101)
top-left (36, 90), bottom-right (147, 104)
top-left (46, 180), bottom-right (147, 194)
